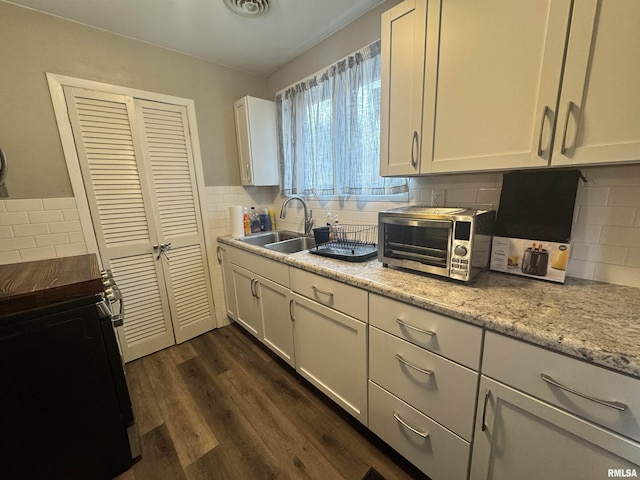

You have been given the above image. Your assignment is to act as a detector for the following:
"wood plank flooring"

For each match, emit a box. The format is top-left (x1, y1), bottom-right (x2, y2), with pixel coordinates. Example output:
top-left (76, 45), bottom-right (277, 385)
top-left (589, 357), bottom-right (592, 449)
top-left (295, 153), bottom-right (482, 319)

top-left (115, 322), bottom-right (429, 480)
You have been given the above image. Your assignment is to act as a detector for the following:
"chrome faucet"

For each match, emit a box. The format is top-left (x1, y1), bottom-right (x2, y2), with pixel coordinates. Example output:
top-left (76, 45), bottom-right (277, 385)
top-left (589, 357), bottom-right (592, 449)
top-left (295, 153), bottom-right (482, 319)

top-left (279, 196), bottom-right (314, 235)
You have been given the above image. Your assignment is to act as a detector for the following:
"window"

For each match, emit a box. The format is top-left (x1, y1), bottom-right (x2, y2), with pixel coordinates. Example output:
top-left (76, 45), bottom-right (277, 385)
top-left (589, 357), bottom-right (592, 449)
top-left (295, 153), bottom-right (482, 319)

top-left (276, 41), bottom-right (408, 197)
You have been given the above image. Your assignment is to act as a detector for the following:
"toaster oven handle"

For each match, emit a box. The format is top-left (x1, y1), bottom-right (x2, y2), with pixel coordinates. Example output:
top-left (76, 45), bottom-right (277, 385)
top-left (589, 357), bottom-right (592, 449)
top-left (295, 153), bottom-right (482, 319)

top-left (381, 217), bottom-right (451, 229)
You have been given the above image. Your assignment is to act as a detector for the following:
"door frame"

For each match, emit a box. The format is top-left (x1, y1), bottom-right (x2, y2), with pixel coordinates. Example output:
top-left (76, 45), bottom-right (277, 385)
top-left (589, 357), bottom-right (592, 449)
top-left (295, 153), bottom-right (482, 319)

top-left (46, 73), bottom-right (218, 329)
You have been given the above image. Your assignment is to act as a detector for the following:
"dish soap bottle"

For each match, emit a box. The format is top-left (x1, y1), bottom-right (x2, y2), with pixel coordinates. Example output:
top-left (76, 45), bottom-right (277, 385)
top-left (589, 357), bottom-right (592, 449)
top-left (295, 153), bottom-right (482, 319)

top-left (250, 207), bottom-right (261, 233)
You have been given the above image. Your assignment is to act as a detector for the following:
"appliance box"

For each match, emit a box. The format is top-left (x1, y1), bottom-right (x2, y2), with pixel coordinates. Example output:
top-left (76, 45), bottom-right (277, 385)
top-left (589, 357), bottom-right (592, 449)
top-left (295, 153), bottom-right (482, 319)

top-left (490, 236), bottom-right (571, 283)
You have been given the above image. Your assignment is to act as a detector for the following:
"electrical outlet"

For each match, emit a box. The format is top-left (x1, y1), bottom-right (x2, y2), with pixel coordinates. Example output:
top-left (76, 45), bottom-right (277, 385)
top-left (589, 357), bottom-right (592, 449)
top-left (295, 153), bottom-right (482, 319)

top-left (432, 189), bottom-right (445, 207)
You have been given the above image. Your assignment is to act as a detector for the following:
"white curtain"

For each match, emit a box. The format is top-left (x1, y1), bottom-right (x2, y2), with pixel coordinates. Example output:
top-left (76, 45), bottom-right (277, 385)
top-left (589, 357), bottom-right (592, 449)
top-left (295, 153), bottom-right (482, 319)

top-left (276, 41), bottom-right (408, 196)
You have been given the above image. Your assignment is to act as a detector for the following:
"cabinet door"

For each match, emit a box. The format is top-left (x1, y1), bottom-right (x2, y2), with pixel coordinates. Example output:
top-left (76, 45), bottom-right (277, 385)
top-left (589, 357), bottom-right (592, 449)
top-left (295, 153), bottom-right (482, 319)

top-left (231, 264), bottom-right (262, 339)
top-left (553, 0), bottom-right (640, 166)
top-left (258, 276), bottom-right (294, 367)
top-left (470, 376), bottom-right (640, 480)
top-left (217, 244), bottom-right (236, 321)
top-left (430, 0), bottom-right (571, 173)
top-left (380, 0), bottom-right (429, 176)
top-left (233, 96), bottom-right (279, 186)
top-left (292, 293), bottom-right (368, 424)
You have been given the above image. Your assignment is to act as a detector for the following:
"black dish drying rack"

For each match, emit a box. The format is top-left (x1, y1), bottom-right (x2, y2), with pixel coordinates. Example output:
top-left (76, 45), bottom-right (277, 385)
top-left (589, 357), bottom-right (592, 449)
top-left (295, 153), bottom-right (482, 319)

top-left (310, 224), bottom-right (378, 262)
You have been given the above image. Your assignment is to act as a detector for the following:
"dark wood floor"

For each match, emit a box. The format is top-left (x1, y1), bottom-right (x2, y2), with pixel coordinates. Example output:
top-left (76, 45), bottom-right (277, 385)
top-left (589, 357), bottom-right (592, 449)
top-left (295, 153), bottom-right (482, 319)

top-left (114, 322), bottom-right (429, 480)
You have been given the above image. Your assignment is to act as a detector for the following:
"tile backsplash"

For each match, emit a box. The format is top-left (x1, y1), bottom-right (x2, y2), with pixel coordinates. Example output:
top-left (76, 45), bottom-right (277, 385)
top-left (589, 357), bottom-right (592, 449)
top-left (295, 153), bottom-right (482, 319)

top-left (2, 163), bottom-right (639, 330)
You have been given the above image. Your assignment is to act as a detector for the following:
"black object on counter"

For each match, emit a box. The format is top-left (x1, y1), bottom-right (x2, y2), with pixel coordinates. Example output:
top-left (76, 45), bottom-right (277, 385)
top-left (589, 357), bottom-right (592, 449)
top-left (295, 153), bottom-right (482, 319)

top-left (494, 169), bottom-right (582, 243)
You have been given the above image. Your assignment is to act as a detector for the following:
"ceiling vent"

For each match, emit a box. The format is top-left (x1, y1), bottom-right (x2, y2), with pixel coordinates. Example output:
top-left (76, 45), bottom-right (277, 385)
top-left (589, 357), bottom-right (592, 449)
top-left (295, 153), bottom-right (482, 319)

top-left (223, 0), bottom-right (270, 17)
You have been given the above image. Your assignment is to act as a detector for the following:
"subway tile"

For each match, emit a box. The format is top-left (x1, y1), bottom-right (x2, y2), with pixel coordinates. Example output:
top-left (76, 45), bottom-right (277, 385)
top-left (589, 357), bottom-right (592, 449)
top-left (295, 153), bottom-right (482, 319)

top-left (55, 243), bottom-right (88, 257)
top-left (607, 186), bottom-right (640, 206)
top-left (0, 237), bottom-right (35, 252)
top-left (43, 198), bottom-right (76, 210)
top-left (0, 212), bottom-right (29, 226)
top-left (19, 246), bottom-right (56, 262)
top-left (28, 210), bottom-right (64, 224)
top-left (593, 263), bottom-right (640, 288)
top-left (599, 226), bottom-right (640, 247)
top-left (49, 220), bottom-right (82, 234)
top-left (570, 223), bottom-right (602, 243)
top-left (565, 258), bottom-right (596, 280)
top-left (0, 226), bottom-right (13, 239)
top-left (0, 201), bottom-right (5, 213)
top-left (570, 243), bottom-right (628, 265)
top-left (446, 188), bottom-right (478, 204)
top-left (0, 251), bottom-right (21, 265)
top-left (4, 199), bottom-right (43, 212)
top-left (627, 248), bottom-right (640, 268)
top-left (576, 206), bottom-right (636, 226)
top-left (35, 233), bottom-right (70, 248)
top-left (584, 164), bottom-right (640, 187)
top-left (13, 223), bottom-right (50, 237)
top-left (68, 231), bottom-right (85, 243)
top-left (477, 188), bottom-right (501, 204)
top-left (574, 186), bottom-right (609, 206)
top-left (63, 209), bottom-right (80, 221)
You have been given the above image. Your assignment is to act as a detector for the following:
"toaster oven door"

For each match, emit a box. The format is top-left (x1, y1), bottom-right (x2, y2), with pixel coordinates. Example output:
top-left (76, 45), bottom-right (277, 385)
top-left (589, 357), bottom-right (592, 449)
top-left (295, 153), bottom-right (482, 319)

top-left (380, 217), bottom-right (452, 275)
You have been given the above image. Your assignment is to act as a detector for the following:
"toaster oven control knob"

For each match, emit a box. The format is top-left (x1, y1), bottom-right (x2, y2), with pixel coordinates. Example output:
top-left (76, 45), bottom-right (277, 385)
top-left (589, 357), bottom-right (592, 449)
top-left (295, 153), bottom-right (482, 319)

top-left (454, 245), bottom-right (468, 257)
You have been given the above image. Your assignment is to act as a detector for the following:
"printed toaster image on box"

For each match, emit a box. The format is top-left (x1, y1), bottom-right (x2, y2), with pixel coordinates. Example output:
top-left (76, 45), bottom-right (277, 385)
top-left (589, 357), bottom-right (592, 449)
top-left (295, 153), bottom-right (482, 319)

top-left (491, 237), bottom-right (571, 283)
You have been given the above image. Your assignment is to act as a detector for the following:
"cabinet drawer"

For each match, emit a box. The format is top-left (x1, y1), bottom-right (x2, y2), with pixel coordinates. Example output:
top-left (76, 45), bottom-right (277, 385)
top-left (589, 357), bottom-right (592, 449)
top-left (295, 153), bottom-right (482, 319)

top-left (369, 326), bottom-right (478, 441)
top-left (229, 246), bottom-right (289, 287)
top-left (290, 268), bottom-right (367, 320)
top-left (369, 293), bottom-right (482, 369)
top-left (483, 331), bottom-right (640, 442)
top-left (368, 381), bottom-right (470, 480)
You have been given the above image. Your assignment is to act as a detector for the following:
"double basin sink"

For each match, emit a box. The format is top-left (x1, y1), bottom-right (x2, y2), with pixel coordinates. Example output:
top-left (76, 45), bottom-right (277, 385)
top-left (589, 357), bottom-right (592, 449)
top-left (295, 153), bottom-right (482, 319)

top-left (238, 230), bottom-right (316, 254)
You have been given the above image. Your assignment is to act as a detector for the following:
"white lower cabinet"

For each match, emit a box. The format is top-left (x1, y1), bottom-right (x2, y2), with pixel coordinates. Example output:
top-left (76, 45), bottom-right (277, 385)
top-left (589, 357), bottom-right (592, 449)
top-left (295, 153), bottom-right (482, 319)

top-left (470, 376), bottom-right (640, 480)
top-left (291, 292), bottom-right (368, 424)
top-left (217, 244), bottom-right (236, 321)
top-left (228, 247), bottom-right (295, 367)
top-left (369, 381), bottom-right (470, 480)
top-left (470, 332), bottom-right (640, 480)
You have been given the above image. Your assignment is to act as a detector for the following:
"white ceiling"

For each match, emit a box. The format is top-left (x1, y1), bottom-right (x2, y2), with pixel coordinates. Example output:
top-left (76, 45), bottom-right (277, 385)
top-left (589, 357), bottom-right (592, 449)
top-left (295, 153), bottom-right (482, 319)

top-left (5, 0), bottom-right (384, 76)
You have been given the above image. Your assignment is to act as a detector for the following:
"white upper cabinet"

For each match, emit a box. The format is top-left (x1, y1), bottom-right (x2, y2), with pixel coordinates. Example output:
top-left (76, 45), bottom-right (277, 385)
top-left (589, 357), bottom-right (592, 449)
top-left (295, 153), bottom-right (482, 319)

top-left (233, 96), bottom-right (279, 186)
top-left (430, 0), bottom-right (571, 173)
top-left (552, 0), bottom-right (640, 166)
top-left (379, 0), bottom-right (440, 176)
top-left (381, 0), bottom-right (640, 176)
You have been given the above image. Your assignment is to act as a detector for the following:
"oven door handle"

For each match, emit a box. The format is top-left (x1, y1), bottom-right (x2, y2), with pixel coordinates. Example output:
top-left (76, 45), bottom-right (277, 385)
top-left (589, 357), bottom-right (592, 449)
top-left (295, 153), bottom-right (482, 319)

top-left (381, 217), bottom-right (452, 229)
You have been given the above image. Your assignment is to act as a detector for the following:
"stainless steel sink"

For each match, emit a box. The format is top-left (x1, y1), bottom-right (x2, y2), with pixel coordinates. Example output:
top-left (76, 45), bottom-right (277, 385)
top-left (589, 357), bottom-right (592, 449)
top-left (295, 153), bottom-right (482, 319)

top-left (265, 236), bottom-right (316, 254)
top-left (238, 230), bottom-right (302, 247)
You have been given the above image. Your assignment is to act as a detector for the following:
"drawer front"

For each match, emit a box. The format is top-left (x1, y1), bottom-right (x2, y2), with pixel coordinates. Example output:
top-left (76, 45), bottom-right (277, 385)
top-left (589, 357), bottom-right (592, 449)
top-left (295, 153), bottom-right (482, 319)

top-left (369, 293), bottom-right (482, 369)
top-left (483, 331), bottom-right (640, 442)
top-left (290, 268), bottom-right (367, 320)
top-left (368, 381), bottom-right (470, 480)
top-left (369, 326), bottom-right (478, 441)
top-left (229, 246), bottom-right (289, 287)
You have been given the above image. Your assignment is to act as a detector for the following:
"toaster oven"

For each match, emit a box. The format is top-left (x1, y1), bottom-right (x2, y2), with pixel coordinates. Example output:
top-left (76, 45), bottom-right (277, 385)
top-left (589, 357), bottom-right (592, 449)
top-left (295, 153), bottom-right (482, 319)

top-left (378, 207), bottom-right (496, 281)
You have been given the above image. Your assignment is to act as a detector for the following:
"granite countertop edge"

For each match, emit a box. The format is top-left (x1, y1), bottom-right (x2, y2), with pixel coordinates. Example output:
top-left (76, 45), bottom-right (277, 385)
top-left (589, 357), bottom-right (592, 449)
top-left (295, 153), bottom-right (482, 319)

top-left (219, 236), bottom-right (640, 379)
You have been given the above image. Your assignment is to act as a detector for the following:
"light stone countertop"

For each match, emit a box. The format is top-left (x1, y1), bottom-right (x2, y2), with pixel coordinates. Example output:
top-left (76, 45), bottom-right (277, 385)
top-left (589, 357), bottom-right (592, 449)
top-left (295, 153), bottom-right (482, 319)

top-left (219, 235), bottom-right (640, 379)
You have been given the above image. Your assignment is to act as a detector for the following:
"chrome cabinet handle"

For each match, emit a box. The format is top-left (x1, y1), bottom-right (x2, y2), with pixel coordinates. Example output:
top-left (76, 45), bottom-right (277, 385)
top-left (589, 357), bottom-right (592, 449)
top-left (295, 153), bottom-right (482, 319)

top-left (537, 105), bottom-right (550, 157)
top-left (481, 388), bottom-right (491, 432)
top-left (411, 130), bottom-right (419, 169)
top-left (395, 318), bottom-right (436, 336)
top-left (250, 278), bottom-right (257, 297)
top-left (246, 163), bottom-right (252, 183)
top-left (393, 411), bottom-right (429, 438)
top-left (560, 101), bottom-right (574, 155)
top-left (311, 285), bottom-right (334, 300)
top-left (216, 246), bottom-right (222, 263)
top-left (541, 374), bottom-right (628, 411)
top-left (395, 354), bottom-right (434, 376)
top-left (289, 299), bottom-right (295, 321)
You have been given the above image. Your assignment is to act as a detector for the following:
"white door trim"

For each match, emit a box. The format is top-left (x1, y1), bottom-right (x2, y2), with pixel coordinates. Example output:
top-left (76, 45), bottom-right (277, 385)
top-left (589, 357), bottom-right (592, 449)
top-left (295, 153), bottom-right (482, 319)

top-left (46, 73), bottom-right (218, 328)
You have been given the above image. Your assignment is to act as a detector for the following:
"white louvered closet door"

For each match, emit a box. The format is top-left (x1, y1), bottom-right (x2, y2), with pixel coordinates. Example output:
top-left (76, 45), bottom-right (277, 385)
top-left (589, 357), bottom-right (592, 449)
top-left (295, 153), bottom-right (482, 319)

top-left (64, 87), bottom-right (215, 361)
top-left (135, 100), bottom-right (215, 344)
